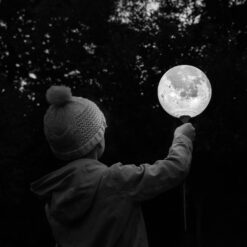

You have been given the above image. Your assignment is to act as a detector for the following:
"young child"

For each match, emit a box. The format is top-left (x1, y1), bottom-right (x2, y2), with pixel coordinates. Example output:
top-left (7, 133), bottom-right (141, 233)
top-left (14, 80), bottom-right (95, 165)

top-left (31, 85), bottom-right (195, 247)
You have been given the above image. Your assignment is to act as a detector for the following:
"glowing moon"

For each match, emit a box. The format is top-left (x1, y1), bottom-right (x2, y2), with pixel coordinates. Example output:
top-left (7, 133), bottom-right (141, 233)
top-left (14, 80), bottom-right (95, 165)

top-left (158, 65), bottom-right (212, 118)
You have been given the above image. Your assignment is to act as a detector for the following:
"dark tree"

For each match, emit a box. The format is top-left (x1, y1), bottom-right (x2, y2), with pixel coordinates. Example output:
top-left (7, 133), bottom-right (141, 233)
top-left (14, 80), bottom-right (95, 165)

top-left (1, 0), bottom-right (247, 246)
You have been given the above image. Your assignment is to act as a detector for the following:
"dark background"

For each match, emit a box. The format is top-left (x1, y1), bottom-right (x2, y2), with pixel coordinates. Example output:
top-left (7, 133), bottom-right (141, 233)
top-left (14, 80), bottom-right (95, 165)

top-left (0, 0), bottom-right (247, 246)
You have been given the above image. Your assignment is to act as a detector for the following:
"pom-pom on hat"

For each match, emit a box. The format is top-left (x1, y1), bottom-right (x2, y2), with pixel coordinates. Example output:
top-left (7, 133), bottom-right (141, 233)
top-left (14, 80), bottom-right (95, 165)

top-left (46, 85), bottom-right (72, 106)
top-left (43, 85), bottom-right (106, 161)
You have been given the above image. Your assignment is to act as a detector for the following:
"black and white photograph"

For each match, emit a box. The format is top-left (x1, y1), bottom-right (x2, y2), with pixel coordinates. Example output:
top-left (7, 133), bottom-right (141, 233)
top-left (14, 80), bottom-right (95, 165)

top-left (0, 0), bottom-right (247, 246)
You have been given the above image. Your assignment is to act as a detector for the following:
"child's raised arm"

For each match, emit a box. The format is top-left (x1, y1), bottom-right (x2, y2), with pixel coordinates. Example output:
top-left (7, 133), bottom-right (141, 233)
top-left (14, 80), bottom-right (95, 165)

top-left (102, 123), bottom-right (195, 201)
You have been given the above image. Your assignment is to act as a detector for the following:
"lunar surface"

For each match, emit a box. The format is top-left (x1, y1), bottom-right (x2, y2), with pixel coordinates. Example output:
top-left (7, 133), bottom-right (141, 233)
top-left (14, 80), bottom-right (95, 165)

top-left (158, 65), bottom-right (212, 118)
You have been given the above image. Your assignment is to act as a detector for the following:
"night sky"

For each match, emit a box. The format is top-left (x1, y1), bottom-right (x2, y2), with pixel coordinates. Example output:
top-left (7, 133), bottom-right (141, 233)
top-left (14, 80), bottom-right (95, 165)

top-left (1, 0), bottom-right (247, 246)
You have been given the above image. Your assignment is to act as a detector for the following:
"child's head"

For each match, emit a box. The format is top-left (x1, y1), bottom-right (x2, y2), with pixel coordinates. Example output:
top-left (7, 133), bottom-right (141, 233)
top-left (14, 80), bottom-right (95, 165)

top-left (43, 85), bottom-right (107, 161)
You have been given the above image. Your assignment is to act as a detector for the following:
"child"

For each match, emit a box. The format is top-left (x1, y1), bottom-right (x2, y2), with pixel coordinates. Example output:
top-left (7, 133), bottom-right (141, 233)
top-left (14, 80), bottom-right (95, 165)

top-left (31, 85), bottom-right (195, 247)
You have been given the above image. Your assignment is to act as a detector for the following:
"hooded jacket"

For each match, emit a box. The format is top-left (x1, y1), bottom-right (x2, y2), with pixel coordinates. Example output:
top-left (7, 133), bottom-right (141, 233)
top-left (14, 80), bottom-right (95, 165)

top-left (31, 134), bottom-right (193, 247)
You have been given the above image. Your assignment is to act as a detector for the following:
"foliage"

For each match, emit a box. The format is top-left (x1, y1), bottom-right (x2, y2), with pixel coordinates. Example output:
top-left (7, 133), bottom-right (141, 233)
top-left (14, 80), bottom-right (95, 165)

top-left (1, 0), bottom-right (247, 246)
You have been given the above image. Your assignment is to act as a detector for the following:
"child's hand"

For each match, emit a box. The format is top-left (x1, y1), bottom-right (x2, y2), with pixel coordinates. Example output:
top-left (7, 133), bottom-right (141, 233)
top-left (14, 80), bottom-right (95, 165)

top-left (174, 123), bottom-right (195, 142)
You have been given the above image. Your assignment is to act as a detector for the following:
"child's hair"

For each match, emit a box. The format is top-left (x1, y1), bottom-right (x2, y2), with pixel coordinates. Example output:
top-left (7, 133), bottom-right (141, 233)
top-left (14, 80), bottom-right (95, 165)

top-left (43, 85), bottom-right (107, 161)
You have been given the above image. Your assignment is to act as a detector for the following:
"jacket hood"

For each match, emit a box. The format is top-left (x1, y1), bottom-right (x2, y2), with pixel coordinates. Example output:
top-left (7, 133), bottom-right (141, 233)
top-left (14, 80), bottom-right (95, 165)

top-left (31, 159), bottom-right (107, 224)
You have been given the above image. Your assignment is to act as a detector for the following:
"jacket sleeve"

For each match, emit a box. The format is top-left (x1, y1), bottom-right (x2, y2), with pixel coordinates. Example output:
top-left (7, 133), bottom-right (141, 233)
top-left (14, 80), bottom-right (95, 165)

top-left (105, 134), bottom-right (193, 201)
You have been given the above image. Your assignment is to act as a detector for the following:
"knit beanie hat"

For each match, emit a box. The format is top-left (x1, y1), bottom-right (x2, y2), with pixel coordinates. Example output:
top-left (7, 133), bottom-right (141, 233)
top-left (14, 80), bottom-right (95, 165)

top-left (43, 85), bottom-right (107, 161)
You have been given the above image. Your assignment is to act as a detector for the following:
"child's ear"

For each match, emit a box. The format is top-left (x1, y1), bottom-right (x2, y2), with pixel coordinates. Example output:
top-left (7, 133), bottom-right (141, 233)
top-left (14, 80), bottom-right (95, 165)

top-left (97, 138), bottom-right (105, 159)
top-left (98, 141), bottom-right (104, 150)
